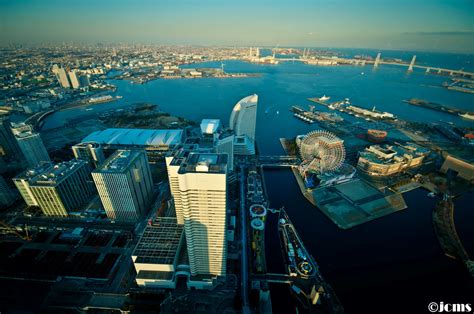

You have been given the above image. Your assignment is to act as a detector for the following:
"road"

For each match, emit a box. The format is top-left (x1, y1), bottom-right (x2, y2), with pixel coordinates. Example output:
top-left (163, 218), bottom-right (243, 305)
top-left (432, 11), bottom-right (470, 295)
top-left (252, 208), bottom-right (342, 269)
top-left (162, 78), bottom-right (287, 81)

top-left (239, 165), bottom-right (250, 314)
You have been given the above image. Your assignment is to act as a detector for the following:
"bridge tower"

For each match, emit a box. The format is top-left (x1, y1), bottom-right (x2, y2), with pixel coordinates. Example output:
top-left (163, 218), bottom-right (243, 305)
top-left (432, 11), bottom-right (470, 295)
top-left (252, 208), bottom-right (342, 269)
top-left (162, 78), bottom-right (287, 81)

top-left (374, 52), bottom-right (381, 68)
top-left (408, 55), bottom-right (416, 71)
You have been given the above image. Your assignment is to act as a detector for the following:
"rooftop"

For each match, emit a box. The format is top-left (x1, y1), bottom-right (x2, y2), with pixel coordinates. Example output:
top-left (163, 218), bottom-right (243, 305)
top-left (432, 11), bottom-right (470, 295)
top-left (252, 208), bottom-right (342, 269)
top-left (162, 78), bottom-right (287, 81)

top-left (178, 153), bottom-right (227, 174)
top-left (361, 143), bottom-right (429, 165)
top-left (16, 160), bottom-right (88, 186)
top-left (200, 119), bottom-right (221, 135)
top-left (94, 150), bottom-right (142, 173)
top-left (133, 217), bottom-right (184, 265)
top-left (82, 128), bottom-right (183, 147)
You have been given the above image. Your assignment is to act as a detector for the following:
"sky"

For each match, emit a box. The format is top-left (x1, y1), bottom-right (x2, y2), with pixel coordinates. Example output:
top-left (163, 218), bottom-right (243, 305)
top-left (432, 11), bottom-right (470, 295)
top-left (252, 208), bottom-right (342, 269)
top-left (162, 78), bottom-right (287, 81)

top-left (0, 0), bottom-right (473, 52)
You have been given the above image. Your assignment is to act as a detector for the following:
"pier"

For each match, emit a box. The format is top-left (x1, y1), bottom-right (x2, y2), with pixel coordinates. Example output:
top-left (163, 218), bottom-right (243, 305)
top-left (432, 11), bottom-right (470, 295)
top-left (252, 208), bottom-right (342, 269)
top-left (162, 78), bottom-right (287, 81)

top-left (258, 155), bottom-right (299, 168)
top-left (432, 197), bottom-right (473, 277)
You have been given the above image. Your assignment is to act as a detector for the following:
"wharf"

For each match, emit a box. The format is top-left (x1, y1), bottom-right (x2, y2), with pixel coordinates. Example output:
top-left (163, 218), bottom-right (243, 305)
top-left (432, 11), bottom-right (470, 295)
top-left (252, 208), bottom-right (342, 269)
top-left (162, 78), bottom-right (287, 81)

top-left (403, 98), bottom-right (473, 116)
top-left (432, 198), bottom-right (473, 277)
top-left (277, 209), bottom-right (344, 313)
top-left (292, 168), bottom-right (407, 229)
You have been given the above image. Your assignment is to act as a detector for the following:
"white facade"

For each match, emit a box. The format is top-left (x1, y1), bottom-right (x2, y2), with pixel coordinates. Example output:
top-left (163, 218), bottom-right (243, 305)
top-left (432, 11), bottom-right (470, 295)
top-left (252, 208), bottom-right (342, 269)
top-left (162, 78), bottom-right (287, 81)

top-left (168, 153), bottom-right (228, 277)
top-left (165, 155), bottom-right (184, 224)
top-left (93, 150), bottom-right (153, 222)
top-left (229, 94), bottom-right (258, 141)
top-left (68, 70), bottom-right (81, 89)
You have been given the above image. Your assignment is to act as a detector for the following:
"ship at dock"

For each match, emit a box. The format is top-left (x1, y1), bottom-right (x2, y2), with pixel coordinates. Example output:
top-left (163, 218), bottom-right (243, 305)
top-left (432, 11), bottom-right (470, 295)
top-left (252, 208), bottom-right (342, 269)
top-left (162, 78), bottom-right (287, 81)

top-left (290, 105), bottom-right (343, 124)
top-left (278, 209), bottom-right (344, 313)
top-left (88, 94), bottom-right (122, 104)
top-left (308, 96), bottom-right (396, 120)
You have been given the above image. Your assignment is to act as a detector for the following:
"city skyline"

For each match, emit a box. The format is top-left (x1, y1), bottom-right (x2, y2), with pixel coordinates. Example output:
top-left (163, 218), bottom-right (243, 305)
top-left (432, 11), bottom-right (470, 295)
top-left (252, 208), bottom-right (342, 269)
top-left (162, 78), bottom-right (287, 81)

top-left (0, 0), bottom-right (473, 53)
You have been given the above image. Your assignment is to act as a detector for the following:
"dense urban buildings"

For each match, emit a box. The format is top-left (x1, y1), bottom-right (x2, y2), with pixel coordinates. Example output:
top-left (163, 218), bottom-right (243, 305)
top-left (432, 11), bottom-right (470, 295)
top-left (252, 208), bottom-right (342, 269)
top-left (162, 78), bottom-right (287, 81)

top-left (0, 32), bottom-right (472, 313)
top-left (92, 150), bottom-right (154, 222)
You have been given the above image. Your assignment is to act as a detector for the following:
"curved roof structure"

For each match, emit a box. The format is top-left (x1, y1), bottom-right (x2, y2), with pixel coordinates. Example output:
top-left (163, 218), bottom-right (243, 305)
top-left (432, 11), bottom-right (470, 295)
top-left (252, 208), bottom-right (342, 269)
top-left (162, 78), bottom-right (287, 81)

top-left (229, 94), bottom-right (258, 141)
top-left (82, 128), bottom-right (183, 148)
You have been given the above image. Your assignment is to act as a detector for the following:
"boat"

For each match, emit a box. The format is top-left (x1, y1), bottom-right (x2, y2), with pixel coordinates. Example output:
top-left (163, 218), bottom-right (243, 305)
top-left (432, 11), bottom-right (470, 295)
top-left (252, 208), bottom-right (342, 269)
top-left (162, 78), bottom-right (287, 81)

top-left (318, 95), bottom-right (330, 102)
top-left (85, 108), bottom-right (93, 111)
top-left (367, 129), bottom-right (388, 143)
top-left (427, 192), bottom-right (437, 198)
top-left (459, 112), bottom-right (474, 121)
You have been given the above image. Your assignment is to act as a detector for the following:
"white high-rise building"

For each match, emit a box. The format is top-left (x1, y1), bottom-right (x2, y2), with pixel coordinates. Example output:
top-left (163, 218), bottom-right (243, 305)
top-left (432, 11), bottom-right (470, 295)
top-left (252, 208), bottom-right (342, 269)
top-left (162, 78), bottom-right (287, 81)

top-left (165, 153), bottom-right (185, 225)
top-left (52, 65), bottom-right (71, 88)
top-left (229, 94), bottom-right (258, 141)
top-left (14, 129), bottom-right (50, 168)
top-left (169, 153), bottom-right (228, 278)
top-left (68, 70), bottom-right (81, 89)
top-left (92, 150), bottom-right (154, 222)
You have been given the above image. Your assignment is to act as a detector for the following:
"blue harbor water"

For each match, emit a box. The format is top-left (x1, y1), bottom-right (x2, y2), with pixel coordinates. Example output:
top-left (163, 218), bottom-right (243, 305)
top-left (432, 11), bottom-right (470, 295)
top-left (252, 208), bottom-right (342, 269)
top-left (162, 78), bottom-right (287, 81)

top-left (42, 50), bottom-right (474, 313)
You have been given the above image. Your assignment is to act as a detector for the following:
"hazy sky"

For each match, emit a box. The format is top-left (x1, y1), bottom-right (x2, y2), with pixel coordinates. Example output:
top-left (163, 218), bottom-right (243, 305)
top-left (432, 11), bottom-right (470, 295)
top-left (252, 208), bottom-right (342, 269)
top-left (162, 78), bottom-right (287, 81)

top-left (1, 0), bottom-right (473, 52)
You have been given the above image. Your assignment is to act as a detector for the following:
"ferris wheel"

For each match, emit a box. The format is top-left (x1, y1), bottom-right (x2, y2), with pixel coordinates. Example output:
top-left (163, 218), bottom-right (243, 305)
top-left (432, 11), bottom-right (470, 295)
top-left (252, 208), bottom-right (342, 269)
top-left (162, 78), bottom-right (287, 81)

top-left (298, 130), bottom-right (345, 174)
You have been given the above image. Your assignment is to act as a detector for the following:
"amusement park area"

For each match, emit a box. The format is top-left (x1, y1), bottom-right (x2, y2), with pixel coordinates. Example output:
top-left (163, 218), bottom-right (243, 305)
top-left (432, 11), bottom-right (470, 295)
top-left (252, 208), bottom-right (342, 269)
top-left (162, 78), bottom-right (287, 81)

top-left (277, 94), bottom-right (474, 230)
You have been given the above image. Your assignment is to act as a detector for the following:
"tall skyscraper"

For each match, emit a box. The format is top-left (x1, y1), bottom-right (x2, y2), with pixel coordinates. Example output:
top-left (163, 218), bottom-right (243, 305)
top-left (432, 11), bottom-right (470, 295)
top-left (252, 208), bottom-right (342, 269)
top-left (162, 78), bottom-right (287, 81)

top-left (229, 94), bottom-right (258, 141)
top-left (0, 175), bottom-right (16, 208)
top-left (13, 126), bottom-right (50, 168)
top-left (169, 153), bottom-right (228, 277)
top-left (13, 160), bottom-right (94, 216)
top-left (0, 116), bottom-right (22, 160)
top-left (92, 150), bottom-right (154, 222)
top-left (52, 65), bottom-right (72, 89)
top-left (68, 70), bottom-right (81, 89)
top-left (72, 142), bottom-right (105, 169)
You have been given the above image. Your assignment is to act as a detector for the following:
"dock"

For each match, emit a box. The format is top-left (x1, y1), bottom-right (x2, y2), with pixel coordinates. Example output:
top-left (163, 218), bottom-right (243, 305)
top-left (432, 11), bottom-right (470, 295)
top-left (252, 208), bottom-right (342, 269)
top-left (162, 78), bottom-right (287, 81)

top-left (403, 98), bottom-right (473, 117)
